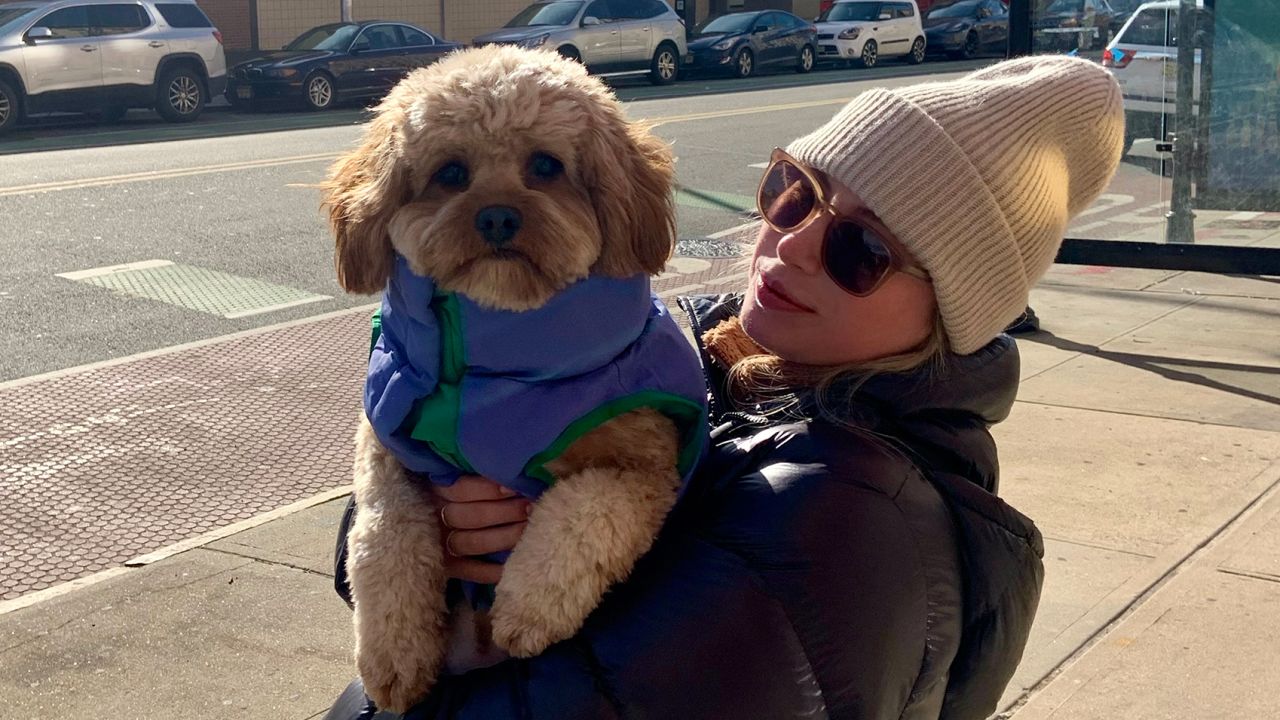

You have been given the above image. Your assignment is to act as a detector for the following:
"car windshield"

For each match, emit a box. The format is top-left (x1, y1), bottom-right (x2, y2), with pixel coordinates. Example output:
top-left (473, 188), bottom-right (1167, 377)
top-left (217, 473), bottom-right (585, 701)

top-left (696, 14), bottom-right (757, 35)
top-left (929, 1), bottom-right (982, 18)
top-left (818, 3), bottom-right (882, 22)
top-left (504, 1), bottom-right (584, 28)
top-left (285, 24), bottom-right (360, 51)
top-left (0, 5), bottom-right (40, 33)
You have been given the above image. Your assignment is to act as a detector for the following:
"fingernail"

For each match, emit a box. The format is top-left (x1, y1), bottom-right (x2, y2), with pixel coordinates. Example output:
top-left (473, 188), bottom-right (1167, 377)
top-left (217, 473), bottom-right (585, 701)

top-left (524, 502), bottom-right (533, 518)
top-left (499, 486), bottom-right (518, 497)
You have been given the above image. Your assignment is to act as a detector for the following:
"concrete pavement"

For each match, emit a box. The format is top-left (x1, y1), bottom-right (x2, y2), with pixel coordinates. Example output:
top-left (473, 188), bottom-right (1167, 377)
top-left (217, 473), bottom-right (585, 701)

top-left (1, 253), bottom-right (1276, 719)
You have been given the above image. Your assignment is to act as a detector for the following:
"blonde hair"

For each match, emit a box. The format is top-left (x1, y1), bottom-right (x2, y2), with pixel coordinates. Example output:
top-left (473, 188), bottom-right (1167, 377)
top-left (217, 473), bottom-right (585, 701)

top-left (723, 313), bottom-right (950, 429)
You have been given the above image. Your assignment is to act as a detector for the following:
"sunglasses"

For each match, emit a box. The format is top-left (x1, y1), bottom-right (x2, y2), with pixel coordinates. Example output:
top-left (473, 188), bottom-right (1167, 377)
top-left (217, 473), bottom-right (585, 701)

top-left (756, 148), bottom-right (928, 297)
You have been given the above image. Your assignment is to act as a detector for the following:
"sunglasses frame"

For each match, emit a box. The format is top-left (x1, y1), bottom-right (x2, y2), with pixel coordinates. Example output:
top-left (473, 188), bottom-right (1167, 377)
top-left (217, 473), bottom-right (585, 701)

top-left (756, 147), bottom-right (928, 297)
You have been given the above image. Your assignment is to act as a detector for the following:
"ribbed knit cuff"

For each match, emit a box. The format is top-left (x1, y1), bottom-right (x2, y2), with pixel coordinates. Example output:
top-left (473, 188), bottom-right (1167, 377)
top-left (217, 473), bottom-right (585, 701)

top-left (788, 90), bottom-right (1028, 355)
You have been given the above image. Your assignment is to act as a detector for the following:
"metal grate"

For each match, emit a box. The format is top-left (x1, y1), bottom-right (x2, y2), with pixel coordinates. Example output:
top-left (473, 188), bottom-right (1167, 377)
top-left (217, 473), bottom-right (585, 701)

top-left (57, 260), bottom-right (330, 318)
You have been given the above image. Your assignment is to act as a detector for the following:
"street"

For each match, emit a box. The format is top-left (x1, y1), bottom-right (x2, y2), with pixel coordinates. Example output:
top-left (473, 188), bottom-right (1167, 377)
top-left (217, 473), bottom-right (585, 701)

top-left (0, 59), bottom-right (1212, 383)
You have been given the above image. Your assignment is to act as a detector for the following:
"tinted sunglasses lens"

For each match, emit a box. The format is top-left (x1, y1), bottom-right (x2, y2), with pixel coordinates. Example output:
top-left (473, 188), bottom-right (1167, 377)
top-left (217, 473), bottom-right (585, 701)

top-left (759, 160), bottom-right (816, 229)
top-left (824, 221), bottom-right (893, 295)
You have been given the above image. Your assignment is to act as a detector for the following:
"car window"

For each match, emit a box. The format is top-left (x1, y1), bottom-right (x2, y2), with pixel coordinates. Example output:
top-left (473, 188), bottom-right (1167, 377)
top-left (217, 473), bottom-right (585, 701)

top-left (95, 4), bottom-right (150, 36)
top-left (154, 3), bottom-right (212, 28)
top-left (819, 3), bottom-right (881, 22)
top-left (397, 26), bottom-right (435, 46)
top-left (584, 0), bottom-right (616, 22)
top-left (989, 0), bottom-right (1009, 16)
top-left (504, 1), bottom-right (584, 28)
top-left (1120, 7), bottom-right (1174, 47)
top-left (610, 0), bottom-right (644, 19)
top-left (34, 5), bottom-right (93, 38)
top-left (640, 0), bottom-right (669, 19)
top-left (894, 3), bottom-right (915, 19)
top-left (353, 25), bottom-right (400, 51)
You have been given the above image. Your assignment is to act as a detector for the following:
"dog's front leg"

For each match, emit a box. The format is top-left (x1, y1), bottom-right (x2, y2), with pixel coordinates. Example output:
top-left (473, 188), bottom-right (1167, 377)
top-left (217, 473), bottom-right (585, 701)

top-left (490, 409), bottom-right (681, 657)
top-left (347, 418), bottom-right (448, 713)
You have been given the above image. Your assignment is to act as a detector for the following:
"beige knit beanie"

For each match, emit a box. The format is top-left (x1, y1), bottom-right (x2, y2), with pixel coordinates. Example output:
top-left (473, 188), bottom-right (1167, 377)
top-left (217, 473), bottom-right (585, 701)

top-left (786, 55), bottom-right (1124, 355)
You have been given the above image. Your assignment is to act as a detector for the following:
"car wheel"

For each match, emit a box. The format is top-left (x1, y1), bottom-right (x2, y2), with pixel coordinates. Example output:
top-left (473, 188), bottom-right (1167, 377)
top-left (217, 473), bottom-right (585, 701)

top-left (734, 47), bottom-right (754, 78)
top-left (961, 32), bottom-right (979, 59)
top-left (557, 46), bottom-right (582, 63)
top-left (649, 43), bottom-right (678, 85)
top-left (0, 79), bottom-right (20, 136)
top-left (796, 44), bottom-right (815, 73)
top-left (908, 37), bottom-right (926, 64)
top-left (156, 65), bottom-right (204, 123)
top-left (859, 40), bottom-right (878, 68)
top-left (303, 72), bottom-right (336, 111)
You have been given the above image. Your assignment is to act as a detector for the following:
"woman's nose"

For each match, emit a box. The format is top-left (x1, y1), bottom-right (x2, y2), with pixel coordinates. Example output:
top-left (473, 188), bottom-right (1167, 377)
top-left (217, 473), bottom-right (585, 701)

top-left (773, 221), bottom-right (825, 274)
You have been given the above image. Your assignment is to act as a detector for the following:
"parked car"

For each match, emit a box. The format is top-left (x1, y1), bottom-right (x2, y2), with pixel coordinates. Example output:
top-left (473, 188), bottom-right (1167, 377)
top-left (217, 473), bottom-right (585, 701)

top-left (1033, 0), bottom-right (1118, 52)
top-left (1103, 0), bottom-right (1199, 154)
top-left (226, 22), bottom-right (460, 112)
top-left (686, 10), bottom-right (816, 78)
top-left (472, 0), bottom-right (687, 85)
top-left (0, 0), bottom-right (227, 135)
top-left (924, 0), bottom-right (1009, 59)
top-left (814, 0), bottom-right (926, 68)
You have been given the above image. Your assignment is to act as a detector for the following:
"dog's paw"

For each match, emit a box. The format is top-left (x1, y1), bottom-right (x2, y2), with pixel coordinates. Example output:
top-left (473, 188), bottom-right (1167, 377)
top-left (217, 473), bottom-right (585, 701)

top-left (357, 646), bottom-right (439, 714)
top-left (490, 595), bottom-right (577, 658)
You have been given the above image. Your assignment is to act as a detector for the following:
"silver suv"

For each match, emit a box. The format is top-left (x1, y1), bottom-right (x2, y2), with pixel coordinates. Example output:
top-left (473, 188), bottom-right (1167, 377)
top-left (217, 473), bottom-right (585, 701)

top-left (0, 0), bottom-right (227, 135)
top-left (473, 0), bottom-right (688, 85)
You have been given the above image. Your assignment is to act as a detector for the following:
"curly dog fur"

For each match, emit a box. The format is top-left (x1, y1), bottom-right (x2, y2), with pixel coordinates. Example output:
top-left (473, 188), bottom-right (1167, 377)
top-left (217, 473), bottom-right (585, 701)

top-left (323, 46), bottom-right (683, 712)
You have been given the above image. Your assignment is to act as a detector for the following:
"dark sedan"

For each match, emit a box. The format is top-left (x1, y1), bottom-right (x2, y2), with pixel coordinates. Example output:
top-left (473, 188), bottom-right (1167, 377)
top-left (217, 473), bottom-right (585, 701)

top-left (226, 22), bottom-right (461, 111)
top-left (1033, 0), bottom-right (1118, 52)
top-left (925, 0), bottom-right (1010, 59)
top-left (686, 10), bottom-right (817, 78)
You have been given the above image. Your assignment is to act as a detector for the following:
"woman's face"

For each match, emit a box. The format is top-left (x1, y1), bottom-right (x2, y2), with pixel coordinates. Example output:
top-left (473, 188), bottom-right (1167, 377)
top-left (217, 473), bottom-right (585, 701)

top-left (740, 172), bottom-right (938, 366)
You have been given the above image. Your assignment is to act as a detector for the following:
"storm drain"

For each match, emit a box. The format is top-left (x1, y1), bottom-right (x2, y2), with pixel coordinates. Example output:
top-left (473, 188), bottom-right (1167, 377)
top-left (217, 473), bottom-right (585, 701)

top-left (57, 260), bottom-right (330, 319)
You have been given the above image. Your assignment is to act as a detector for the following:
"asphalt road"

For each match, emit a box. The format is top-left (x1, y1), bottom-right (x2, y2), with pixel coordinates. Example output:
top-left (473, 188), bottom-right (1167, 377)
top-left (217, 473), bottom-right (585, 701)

top-left (0, 58), bottom-right (1178, 382)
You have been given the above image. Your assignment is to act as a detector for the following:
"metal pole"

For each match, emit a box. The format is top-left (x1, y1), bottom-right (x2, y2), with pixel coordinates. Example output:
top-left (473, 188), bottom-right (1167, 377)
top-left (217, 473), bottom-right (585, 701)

top-left (341, 0), bottom-right (352, 23)
top-left (1165, 0), bottom-right (1198, 244)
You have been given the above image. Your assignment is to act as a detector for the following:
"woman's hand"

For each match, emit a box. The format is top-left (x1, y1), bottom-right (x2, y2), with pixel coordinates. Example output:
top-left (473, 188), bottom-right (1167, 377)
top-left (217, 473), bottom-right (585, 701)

top-left (432, 475), bottom-right (530, 585)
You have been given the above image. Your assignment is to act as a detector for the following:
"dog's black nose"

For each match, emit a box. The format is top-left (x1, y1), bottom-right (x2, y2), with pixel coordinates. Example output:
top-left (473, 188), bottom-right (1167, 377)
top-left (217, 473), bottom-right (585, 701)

top-left (474, 206), bottom-right (523, 247)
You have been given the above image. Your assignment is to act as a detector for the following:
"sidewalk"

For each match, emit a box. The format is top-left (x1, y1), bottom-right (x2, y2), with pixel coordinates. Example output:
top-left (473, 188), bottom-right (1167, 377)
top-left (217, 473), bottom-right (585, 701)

top-left (1, 258), bottom-right (1277, 719)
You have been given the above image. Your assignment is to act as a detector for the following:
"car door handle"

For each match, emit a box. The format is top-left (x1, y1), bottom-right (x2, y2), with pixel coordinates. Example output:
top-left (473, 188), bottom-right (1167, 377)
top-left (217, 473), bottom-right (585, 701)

top-left (148, 40), bottom-right (164, 48)
top-left (80, 45), bottom-right (97, 52)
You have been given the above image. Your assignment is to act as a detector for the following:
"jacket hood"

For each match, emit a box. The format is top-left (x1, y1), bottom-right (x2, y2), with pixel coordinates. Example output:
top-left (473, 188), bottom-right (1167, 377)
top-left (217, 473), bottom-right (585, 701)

top-left (680, 292), bottom-right (1019, 426)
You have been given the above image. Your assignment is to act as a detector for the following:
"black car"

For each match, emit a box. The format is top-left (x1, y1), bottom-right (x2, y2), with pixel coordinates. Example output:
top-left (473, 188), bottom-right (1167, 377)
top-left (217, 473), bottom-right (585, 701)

top-left (924, 0), bottom-right (1009, 59)
top-left (1033, 0), bottom-right (1119, 52)
top-left (686, 10), bottom-right (817, 78)
top-left (226, 21), bottom-right (461, 111)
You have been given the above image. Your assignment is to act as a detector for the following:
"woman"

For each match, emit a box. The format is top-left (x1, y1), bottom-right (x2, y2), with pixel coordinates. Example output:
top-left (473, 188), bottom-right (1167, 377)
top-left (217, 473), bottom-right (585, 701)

top-left (327, 55), bottom-right (1124, 719)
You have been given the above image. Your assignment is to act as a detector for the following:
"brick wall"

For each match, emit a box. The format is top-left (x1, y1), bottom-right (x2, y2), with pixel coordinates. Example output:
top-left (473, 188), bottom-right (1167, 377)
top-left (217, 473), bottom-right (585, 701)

top-left (198, 0), bottom-right (253, 50)
top-left (256, 0), bottom-right (341, 51)
top-left (353, 0), bottom-right (444, 35)
top-left (443, 0), bottom-right (527, 45)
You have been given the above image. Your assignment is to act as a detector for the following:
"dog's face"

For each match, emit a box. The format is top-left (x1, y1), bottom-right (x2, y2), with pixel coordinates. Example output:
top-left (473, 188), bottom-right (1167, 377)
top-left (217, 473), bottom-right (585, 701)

top-left (324, 46), bottom-right (676, 311)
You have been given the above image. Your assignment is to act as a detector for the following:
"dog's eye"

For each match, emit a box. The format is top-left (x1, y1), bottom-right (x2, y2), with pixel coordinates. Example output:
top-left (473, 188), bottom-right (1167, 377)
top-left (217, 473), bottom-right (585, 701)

top-left (433, 162), bottom-right (470, 190)
top-left (528, 153), bottom-right (564, 181)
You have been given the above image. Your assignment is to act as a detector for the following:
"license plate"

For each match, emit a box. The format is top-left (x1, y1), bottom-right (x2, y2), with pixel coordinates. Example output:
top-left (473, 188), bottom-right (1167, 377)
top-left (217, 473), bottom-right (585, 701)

top-left (236, 86), bottom-right (252, 99)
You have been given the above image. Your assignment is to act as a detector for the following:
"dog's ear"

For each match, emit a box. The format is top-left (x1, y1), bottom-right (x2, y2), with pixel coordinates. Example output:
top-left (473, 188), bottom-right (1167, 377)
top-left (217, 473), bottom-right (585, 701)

top-left (584, 113), bottom-right (676, 278)
top-left (323, 100), bottom-right (411, 294)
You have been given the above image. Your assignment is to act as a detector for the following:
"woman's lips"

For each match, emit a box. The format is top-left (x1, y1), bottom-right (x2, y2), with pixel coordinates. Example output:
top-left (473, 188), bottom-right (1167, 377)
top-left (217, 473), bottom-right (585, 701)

top-left (755, 273), bottom-right (815, 313)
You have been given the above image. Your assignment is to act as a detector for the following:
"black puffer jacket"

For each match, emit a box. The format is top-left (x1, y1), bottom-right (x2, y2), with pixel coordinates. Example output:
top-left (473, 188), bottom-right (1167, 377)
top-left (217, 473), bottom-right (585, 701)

top-left (326, 293), bottom-right (1044, 720)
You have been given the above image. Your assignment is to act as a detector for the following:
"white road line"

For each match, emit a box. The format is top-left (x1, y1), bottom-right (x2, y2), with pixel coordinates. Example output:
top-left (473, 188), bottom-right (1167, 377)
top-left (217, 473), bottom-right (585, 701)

top-left (222, 295), bottom-right (331, 319)
top-left (1226, 211), bottom-right (1262, 221)
top-left (55, 259), bottom-right (174, 281)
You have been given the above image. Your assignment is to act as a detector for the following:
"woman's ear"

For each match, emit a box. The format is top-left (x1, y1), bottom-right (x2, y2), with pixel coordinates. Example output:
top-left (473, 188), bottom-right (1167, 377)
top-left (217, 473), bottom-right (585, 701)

top-left (323, 101), bottom-right (410, 295)
top-left (585, 114), bottom-right (676, 278)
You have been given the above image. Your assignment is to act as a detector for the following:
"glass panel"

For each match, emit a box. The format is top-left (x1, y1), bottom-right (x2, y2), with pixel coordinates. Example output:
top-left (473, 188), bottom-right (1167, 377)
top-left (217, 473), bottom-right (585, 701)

top-left (1030, 0), bottom-right (1280, 247)
top-left (37, 5), bottom-right (93, 38)
top-left (96, 4), bottom-right (150, 36)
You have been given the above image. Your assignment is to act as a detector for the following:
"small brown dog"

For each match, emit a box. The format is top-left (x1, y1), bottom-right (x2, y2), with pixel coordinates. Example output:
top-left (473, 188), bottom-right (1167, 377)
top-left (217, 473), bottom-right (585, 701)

top-left (323, 46), bottom-right (702, 712)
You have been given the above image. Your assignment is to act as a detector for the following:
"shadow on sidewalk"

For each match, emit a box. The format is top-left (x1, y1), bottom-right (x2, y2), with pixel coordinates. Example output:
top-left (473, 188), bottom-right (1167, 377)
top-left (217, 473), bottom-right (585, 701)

top-left (1018, 330), bottom-right (1280, 408)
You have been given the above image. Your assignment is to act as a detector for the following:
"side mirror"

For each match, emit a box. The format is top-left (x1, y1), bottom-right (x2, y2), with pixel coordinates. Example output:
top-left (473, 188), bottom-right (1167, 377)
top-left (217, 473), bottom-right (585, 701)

top-left (978, 8), bottom-right (992, 18)
top-left (26, 26), bottom-right (54, 42)
top-left (582, 16), bottom-right (601, 26)
top-left (879, 12), bottom-right (893, 20)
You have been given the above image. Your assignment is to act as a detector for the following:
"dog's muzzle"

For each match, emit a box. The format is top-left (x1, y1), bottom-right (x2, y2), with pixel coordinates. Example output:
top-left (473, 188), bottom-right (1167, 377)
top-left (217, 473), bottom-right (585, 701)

top-left (475, 206), bottom-right (523, 247)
